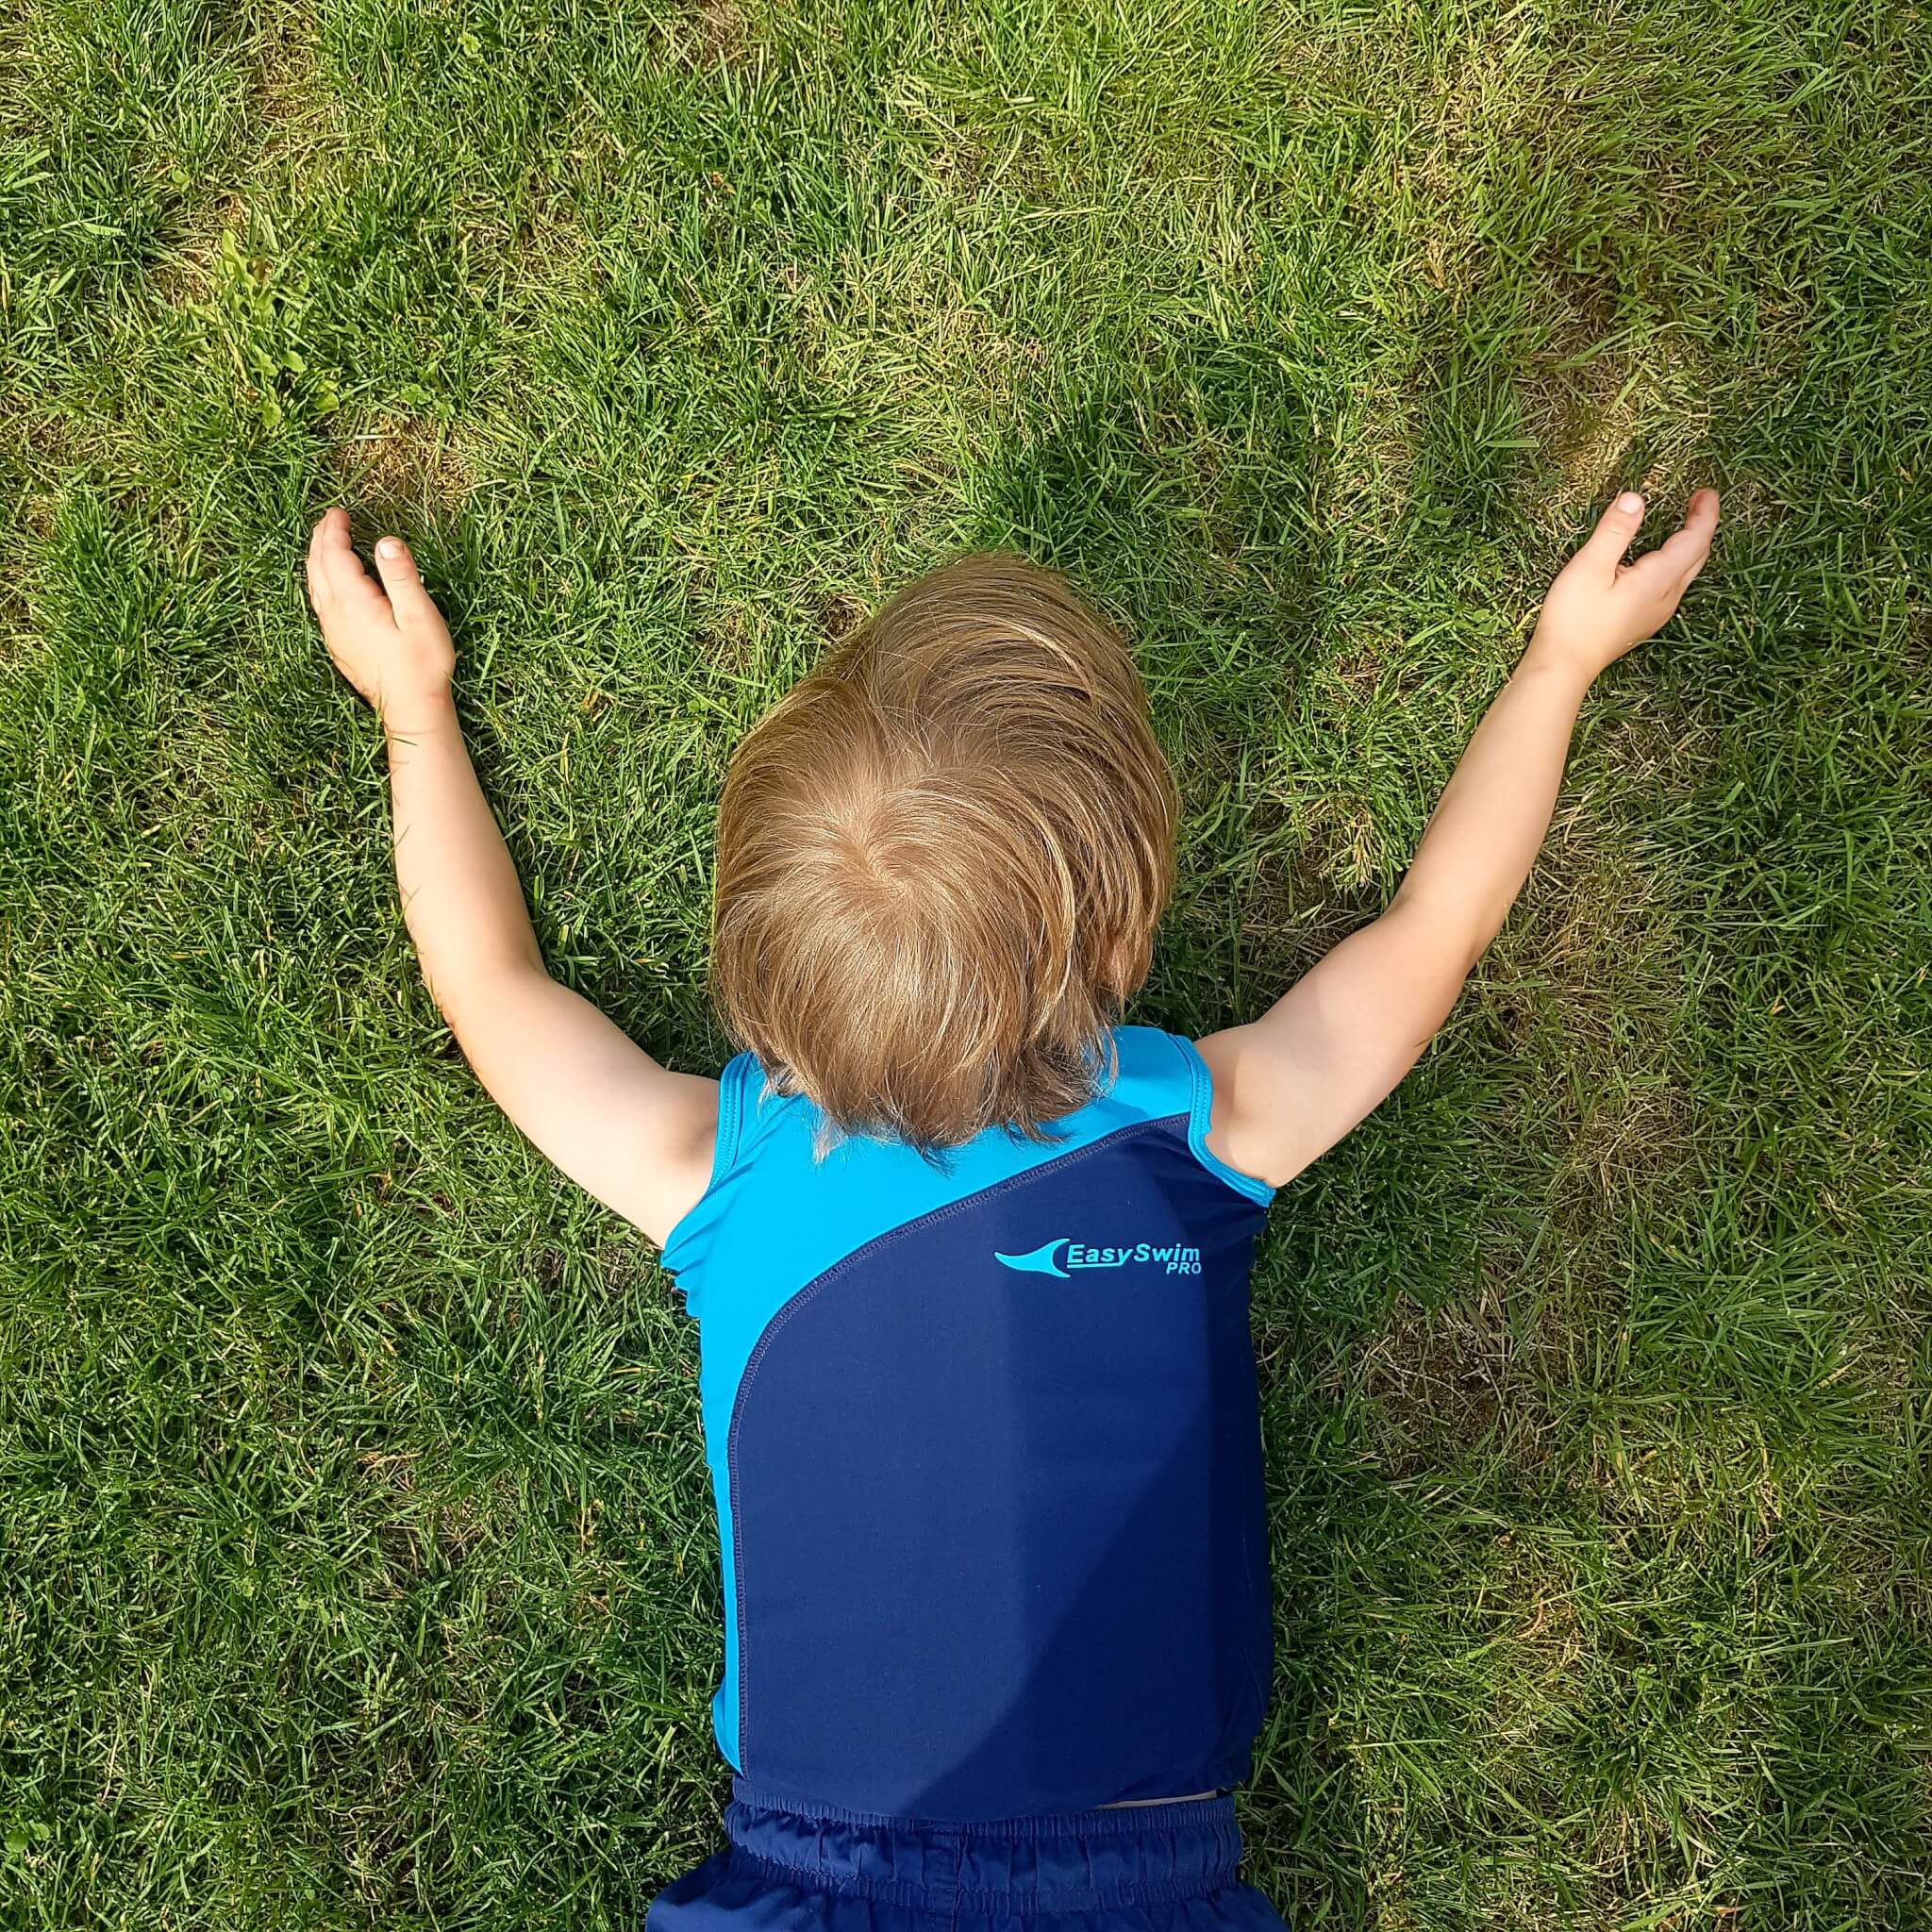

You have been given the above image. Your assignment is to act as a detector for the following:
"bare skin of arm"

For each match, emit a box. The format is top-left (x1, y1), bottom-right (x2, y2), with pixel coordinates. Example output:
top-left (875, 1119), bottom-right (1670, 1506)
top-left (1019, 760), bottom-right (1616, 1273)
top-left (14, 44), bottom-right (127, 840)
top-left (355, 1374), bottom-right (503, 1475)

top-left (1200, 488), bottom-right (1721, 1191)
top-left (306, 509), bottom-right (717, 1245)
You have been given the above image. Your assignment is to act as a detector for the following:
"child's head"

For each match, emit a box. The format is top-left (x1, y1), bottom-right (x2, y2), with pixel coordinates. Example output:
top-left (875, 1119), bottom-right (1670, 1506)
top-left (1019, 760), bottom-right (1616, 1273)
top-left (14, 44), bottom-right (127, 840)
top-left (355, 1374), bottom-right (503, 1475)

top-left (712, 554), bottom-right (1178, 1149)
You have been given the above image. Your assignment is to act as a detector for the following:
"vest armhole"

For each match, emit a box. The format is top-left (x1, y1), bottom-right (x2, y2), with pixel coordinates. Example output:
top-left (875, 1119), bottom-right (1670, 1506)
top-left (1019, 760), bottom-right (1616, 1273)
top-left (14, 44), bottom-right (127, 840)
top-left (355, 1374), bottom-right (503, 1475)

top-left (1169, 1033), bottom-right (1276, 1208)
top-left (660, 1054), bottom-right (757, 1274)
top-left (714, 1053), bottom-right (753, 1174)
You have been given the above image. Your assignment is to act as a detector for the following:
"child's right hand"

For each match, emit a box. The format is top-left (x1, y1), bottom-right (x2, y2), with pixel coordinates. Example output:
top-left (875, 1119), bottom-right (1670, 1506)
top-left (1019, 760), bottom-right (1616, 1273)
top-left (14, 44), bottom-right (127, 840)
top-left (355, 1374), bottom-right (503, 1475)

top-left (1529, 488), bottom-right (1721, 682)
top-left (306, 508), bottom-right (456, 729)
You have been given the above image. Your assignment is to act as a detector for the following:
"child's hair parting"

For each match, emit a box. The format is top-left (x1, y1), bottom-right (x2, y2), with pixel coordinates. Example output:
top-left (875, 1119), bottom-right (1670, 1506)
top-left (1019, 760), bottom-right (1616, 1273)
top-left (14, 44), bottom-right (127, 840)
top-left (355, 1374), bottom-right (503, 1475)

top-left (710, 553), bottom-right (1179, 1149)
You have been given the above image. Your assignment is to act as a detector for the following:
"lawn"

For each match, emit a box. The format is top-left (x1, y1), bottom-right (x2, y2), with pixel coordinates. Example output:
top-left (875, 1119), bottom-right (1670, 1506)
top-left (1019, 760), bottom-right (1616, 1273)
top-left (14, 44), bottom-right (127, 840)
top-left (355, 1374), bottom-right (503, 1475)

top-left (3, 0), bottom-right (1930, 1924)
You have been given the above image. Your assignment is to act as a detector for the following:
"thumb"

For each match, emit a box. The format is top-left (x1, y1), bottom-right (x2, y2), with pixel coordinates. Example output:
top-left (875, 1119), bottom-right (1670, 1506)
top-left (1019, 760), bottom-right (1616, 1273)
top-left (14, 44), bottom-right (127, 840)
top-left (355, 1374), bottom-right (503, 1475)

top-left (372, 535), bottom-right (438, 627)
top-left (1577, 490), bottom-right (1647, 573)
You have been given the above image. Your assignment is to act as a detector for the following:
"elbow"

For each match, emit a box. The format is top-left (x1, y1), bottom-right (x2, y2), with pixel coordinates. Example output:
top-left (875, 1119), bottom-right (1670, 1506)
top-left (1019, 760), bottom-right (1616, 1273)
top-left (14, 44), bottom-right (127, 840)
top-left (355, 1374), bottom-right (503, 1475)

top-left (1389, 880), bottom-right (1494, 960)
top-left (1398, 976), bottom-right (1468, 1063)
top-left (1385, 893), bottom-right (1491, 1010)
top-left (425, 956), bottom-right (551, 1037)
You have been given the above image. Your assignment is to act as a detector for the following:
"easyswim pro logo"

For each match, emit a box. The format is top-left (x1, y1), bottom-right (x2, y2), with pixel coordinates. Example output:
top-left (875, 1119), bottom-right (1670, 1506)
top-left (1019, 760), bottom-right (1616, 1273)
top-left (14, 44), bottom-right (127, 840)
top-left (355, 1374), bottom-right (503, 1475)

top-left (994, 1237), bottom-right (1203, 1278)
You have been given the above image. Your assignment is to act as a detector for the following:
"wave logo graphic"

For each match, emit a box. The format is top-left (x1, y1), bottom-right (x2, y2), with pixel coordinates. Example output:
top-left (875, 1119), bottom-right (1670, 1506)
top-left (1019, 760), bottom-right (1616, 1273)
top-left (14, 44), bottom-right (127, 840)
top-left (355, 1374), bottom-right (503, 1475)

top-left (994, 1237), bottom-right (1203, 1277)
top-left (992, 1238), bottom-right (1071, 1278)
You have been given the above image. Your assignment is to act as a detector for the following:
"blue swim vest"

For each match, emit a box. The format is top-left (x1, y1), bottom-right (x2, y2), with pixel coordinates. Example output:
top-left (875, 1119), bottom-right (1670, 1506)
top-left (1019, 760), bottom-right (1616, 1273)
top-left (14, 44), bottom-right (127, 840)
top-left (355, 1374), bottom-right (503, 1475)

top-left (661, 1025), bottom-right (1274, 1822)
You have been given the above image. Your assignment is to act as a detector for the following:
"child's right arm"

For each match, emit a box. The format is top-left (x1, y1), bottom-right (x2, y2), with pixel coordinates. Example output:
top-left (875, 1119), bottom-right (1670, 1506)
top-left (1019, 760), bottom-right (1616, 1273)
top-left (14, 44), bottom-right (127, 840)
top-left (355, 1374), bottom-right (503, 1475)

top-left (1197, 488), bottom-right (1720, 1191)
top-left (306, 510), bottom-right (717, 1246)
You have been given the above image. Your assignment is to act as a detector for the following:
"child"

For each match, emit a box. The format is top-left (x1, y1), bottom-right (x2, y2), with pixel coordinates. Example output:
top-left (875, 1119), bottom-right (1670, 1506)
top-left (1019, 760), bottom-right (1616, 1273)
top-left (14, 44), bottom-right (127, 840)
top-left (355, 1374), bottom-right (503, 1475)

top-left (306, 486), bottom-right (1718, 1929)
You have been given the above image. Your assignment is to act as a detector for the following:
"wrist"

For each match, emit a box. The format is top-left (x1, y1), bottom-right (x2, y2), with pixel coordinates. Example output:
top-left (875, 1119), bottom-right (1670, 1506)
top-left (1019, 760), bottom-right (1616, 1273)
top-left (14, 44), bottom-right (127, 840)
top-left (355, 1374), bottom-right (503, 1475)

top-left (1518, 628), bottom-right (1603, 697)
top-left (380, 682), bottom-right (458, 742)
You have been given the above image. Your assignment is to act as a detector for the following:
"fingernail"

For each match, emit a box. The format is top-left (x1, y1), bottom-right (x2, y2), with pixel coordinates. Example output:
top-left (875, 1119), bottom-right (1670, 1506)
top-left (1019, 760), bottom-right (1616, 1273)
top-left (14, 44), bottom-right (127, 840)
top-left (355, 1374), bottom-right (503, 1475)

top-left (1617, 491), bottom-right (1644, 514)
top-left (377, 537), bottom-right (401, 558)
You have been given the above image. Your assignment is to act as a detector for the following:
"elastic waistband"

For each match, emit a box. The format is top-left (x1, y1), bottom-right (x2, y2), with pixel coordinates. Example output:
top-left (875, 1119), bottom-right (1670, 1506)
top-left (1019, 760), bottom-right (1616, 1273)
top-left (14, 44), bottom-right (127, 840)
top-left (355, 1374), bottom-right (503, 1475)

top-left (724, 1782), bottom-right (1244, 1910)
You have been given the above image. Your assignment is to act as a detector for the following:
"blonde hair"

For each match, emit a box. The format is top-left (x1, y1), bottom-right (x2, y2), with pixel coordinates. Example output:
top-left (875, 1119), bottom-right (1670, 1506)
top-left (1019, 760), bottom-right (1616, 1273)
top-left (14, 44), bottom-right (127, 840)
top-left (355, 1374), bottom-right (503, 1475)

top-left (711, 553), bottom-right (1179, 1149)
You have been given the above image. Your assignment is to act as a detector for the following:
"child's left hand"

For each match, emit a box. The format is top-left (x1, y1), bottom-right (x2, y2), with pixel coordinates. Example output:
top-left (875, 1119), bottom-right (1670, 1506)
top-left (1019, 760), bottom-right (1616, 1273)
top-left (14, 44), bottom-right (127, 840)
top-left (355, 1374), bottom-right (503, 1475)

top-left (306, 508), bottom-right (456, 730)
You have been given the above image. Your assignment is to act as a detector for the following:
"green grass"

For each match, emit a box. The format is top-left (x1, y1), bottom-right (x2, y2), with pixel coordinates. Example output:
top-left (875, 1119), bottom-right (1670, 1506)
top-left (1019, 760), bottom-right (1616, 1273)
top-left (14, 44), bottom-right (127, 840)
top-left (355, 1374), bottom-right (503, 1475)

top-left (3, 0), bottom-right (1929, 1924)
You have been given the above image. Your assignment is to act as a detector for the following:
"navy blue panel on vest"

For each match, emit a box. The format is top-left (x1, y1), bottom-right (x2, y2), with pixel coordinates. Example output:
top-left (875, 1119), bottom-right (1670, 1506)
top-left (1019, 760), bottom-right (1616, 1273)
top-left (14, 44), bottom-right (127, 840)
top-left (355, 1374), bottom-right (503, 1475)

top-left (725, 1114), bottom-right (1271, 1820)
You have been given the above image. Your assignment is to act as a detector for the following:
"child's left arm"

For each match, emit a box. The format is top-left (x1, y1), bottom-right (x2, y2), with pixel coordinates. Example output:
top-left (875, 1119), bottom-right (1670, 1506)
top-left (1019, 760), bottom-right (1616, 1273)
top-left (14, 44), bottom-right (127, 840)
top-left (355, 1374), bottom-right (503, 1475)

top-left (1198, 489), bottom-right (1719, 1191)
top-left (306, 510), bottom-right (716, 1246)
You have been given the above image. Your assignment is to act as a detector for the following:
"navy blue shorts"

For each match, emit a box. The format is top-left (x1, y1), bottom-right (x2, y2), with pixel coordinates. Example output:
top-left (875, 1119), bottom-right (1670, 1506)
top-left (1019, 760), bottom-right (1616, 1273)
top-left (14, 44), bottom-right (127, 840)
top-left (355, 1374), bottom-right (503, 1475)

top-left (647, 1784), bottom-right (1289, 1932)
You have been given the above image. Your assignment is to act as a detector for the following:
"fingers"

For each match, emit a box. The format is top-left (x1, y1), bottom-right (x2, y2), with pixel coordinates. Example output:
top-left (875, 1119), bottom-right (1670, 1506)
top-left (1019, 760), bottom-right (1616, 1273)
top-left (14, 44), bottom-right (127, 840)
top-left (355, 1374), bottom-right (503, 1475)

top-left (371, 535), bottom-right (440, 630)
top-left (1627, 488), bottom-right (1722, 591)
top-left (305, 508), bottom-right (348, 614)
top-left (1670, 487), bottom-right (1721, 581)
top-left (1577, 490), bottom-right (1649, 573)
top-left (306, 508), bottom-right (393, 627)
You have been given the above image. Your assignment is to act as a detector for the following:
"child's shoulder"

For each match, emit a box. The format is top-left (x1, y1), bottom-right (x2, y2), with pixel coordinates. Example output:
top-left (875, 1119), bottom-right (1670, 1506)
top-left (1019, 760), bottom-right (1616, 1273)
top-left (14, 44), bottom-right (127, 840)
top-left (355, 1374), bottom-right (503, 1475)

top-left (1105, 1023), bottom-right (1211, 1119)
top-left (662, 1026), bottom-right (1266, 1288)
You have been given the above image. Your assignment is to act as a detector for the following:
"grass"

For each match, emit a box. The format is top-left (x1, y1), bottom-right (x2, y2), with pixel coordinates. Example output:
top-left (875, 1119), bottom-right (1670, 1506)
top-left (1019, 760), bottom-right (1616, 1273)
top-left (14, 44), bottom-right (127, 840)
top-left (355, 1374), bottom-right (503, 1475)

top-left (2, 0), bottom-right (1929, 1924)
